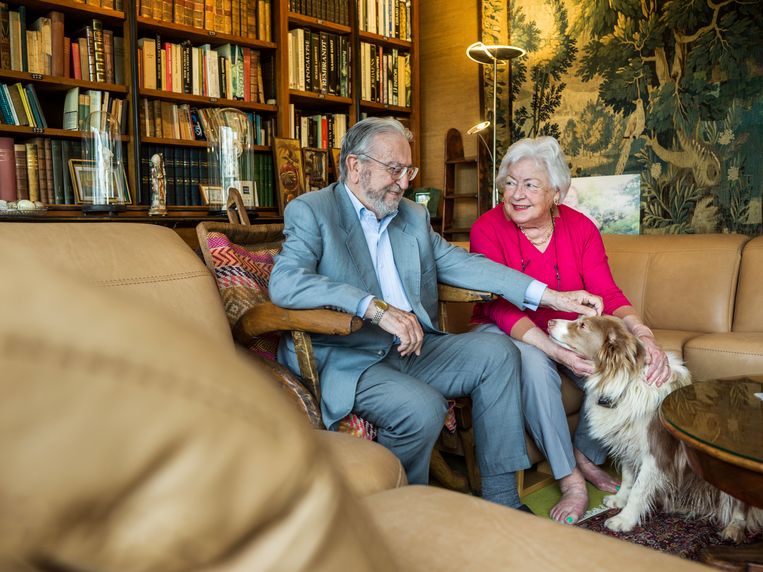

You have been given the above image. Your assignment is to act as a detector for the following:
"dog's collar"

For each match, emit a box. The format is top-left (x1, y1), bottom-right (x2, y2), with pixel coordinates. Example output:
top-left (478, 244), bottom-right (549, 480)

top-left (597, 395), bottom-right (618, 409)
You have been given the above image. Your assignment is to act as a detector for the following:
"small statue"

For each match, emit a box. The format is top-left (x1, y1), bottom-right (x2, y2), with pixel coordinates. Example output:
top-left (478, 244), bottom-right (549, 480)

top-left (148, 153), bottom-right (167, 216)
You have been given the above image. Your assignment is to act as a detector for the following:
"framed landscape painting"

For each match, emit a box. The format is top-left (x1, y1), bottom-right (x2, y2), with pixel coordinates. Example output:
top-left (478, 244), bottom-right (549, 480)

top-left (564, 174), bottom-right (640, 234)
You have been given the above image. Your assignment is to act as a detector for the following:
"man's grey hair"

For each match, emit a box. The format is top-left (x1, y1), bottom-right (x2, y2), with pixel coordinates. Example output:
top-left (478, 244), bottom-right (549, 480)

top-left (496, 136), bottom-right (571, 201)
top-left (338, 117), bottom-right (413, 183)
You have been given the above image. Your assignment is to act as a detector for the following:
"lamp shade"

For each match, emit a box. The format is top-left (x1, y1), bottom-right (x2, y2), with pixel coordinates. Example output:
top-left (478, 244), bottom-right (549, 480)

top-left (466, 42), bottom-right (525, 65)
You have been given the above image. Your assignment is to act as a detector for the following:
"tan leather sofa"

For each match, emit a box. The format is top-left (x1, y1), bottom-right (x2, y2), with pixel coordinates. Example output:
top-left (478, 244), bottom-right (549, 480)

top-left (0, 222), bottom-right (707, 571)
top-left (448, 233), bottom-right (763, 472)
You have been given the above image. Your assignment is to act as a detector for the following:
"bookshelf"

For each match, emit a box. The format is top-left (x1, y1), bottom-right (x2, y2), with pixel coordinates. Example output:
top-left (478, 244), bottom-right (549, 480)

top-left (0, 0), bottom-right (420, 221)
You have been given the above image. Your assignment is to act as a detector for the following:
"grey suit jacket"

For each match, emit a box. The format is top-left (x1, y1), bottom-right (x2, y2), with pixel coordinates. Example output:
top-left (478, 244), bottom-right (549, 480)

top-left (269, 182), bottom-right (535, 429)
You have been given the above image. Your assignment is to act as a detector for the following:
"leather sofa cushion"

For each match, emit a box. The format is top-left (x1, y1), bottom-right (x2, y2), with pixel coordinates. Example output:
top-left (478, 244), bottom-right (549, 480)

top-left (0, 241), bottom-right (395, 571)
top-left (734, 235), bottom-right (763, 332)
top-left (603, 234), bottom-right (747, 333)
top-left (652, 329), bottom-right (702, 357)
top-left (364, 486), bottom-right (706, 571)
top-left (684, 332), bottom-right (763, 381)
top-left (0, 222), bottom-right (232, 343)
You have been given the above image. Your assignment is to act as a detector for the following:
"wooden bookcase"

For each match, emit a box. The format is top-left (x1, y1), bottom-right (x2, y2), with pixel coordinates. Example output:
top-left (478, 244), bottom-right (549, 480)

top-left (0, 0), bottom-right (420, 222)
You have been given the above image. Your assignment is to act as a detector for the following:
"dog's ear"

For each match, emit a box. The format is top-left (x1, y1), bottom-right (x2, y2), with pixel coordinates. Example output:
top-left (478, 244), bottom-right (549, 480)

top-left (596, 322), bottom-right (645, 377)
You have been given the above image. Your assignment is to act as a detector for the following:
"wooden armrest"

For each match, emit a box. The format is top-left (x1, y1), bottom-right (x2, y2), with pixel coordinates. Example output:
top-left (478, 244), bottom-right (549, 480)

top-left (233, 301), bottom-right (363, 344)
top-left (437, 283), bottom-right (496, 303)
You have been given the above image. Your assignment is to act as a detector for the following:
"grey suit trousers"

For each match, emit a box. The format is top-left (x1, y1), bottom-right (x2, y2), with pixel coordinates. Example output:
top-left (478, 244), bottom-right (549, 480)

top-left (473, 323), bottom-right (608, 479)
top-left (352, 330), bottom-right (530, 485)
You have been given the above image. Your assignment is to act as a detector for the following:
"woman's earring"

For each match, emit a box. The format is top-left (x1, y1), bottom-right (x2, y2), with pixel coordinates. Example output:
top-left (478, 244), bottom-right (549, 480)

top-left (553, 195), bottom-right (560, 205)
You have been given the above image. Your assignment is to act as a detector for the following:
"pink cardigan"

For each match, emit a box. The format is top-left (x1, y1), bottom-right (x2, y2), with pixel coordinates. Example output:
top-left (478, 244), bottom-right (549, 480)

top-left (470, 204), bottom-right (630, 335)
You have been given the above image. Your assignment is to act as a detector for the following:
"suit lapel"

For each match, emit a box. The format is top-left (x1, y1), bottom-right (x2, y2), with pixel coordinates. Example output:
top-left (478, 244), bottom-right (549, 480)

top-left (388, 212), bottom-right (433, 329)
top-left (334, 184), bottom-right (382, 297)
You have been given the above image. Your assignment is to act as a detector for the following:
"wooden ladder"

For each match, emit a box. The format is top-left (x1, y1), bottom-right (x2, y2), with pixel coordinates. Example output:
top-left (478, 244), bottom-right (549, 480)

top-left (441, 128), bottom-right (485, 240)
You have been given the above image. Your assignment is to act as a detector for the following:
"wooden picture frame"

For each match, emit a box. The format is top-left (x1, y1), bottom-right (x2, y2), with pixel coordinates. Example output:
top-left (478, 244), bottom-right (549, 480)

top-left (69, 159), bottom-right (132, 205)
top-left (302, 147), bottom-right (328, 192)
top-left (330, 147), bottom-right (342, 182)
top-left (272, 137), bottom-right (305, 211)
top-left (199, 184), bottom-right (224, 206)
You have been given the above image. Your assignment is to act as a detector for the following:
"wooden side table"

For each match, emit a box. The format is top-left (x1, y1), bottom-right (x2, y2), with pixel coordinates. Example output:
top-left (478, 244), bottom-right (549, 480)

top-left (660, 378), bottom-right (763, 571)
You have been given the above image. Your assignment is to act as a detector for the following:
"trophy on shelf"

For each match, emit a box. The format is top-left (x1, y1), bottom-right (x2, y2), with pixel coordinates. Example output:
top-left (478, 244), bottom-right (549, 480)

top-left (76, 111), bottom-right (130, 214)
top-left (204, 108), bottom-right (254, 215)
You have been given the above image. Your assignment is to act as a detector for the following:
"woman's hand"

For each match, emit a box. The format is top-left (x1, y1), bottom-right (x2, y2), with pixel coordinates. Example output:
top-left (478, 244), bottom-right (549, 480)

top-left (640, 335), bottom-right (671, 387)
top-left (551, 344), bottom-right (595, 377)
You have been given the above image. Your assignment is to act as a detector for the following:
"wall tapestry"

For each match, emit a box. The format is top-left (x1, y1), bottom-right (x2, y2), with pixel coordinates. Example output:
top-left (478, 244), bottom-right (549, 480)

top-left (482, 0), bottom-right (763, 234)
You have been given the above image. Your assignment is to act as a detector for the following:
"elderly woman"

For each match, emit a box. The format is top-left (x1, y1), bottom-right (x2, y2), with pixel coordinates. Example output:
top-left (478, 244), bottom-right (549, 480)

top-left (470, 136), bottom-right (671, 524)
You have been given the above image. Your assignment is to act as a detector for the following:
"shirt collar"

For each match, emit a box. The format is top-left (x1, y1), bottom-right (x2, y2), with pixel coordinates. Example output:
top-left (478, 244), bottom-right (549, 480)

top-left (342, 183), bottom-right (398, 228)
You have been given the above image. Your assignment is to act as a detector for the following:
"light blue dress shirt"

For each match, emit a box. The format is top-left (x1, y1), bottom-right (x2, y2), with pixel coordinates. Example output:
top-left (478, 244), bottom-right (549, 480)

top-left (342, 185), bottom-right (545, 318)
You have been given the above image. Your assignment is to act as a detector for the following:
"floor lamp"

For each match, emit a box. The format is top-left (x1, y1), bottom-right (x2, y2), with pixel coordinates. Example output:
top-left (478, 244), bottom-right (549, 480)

top-left (466, 42), bottom-right (525, 207)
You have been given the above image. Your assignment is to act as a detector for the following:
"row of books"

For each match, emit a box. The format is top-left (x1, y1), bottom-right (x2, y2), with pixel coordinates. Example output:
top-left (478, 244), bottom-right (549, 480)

top-left (70, 19), bottom-right (125, 84)
top-left (63, 87), bottom-right (128, 133)
top-left (287, 28), bottom-right (351, 98)
top-left (139, 99), bottom-right (275, 146)
top-left (138, 37), bottom-right (274, 103)
top-left (0, 82), bottom-right (46, 127)
top-left (288, 0), bottom-right (350, 26)
top-left (358, 0), bottom-right (412, 41)
top-left (0, 137), bottom-right (82, 204)
top-left (290, 108), bottom-right (347, 150)
top-left (70, 0), bottom-right (124, 10)
top-left (138, 0), bottom-right (272, 41)
top-left (360, 42), bottom-right (410, 107)
top-left (139, 144), bottom-right (275, 207)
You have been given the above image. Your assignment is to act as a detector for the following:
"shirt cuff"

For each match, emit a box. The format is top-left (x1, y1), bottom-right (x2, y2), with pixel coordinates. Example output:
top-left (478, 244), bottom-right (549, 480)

top-left (523, 280), bottom-right (547, 311)
top-left (357, 294), bottom-right (375, 318)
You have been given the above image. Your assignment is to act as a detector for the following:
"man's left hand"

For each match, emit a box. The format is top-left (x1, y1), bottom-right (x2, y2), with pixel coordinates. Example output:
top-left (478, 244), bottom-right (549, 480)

top-left (541, 289), bottom-right (603, 316)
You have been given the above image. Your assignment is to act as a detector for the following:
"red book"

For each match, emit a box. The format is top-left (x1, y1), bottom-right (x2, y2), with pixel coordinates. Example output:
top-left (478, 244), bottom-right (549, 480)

top-left (242, 47), bottom-right (250, 102)
top-left (321, 116), bottom-right (328, 149)
top-left (0, 137), bottom-right (17, 202)
top-left (63, 36), bottom-right (71, 78)
top-left (71, 40), bottom-right (81, 79)
top-left (163, 42), bottom-right (172, 91)
top-left (49, 11), bottom-right (65, 76)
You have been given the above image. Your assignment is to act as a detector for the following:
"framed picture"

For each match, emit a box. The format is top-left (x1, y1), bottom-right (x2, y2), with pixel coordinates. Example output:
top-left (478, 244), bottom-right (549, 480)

top-left (330, 147), bottom-right (342, 182)
top-left (272, 137), bottom-right (305, 212)
top-left (565, 174), bottom-right (641, 234)
top-left (302, 147), bottom-right (328, 192)
top-left (199, 184), bottom-right (224, 206)
top-left (240, 180), bottom-right (257, 208)
top-left (69, 159), bottom-right (132, 205)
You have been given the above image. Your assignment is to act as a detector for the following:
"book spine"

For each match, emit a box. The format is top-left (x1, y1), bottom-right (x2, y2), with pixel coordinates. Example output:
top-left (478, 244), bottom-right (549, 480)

top-left (51, 138), bottom-right (63, 204)
top-left (14, 143), bottom-right (28, 200)
top-left (0, 136), bottom-right (17, 202)
top-left (103, 28), bottom-right (114, 83)
top-left (25, 142), bottom-right (39, 202)
top-left (43, 137), bottom-right (54, 204)
top-left (0, 3), bottom-right (10, 70)
top-left (50, 11), bottom-right (65, 77)
top-left (92, 19), bottom-right (106, 82)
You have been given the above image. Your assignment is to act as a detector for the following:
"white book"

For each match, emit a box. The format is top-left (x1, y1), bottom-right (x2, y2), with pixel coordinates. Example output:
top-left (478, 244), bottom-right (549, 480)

top-left (191, 47), bottom-right (200, 95)
top-left (137, 38), bottom-right (156, 90)
top-left (62, 87), bottom-right (79, 131)
top-left (87, 89), bottom-right (101, 128)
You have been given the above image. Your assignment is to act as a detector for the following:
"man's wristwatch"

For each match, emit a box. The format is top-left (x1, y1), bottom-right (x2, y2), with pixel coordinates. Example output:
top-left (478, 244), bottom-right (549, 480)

top-left (369, 298), bottom-right (389, 325)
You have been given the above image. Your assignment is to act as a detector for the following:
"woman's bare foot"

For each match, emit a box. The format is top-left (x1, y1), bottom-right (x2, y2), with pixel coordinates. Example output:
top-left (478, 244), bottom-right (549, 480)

top-left (550, 468), bottom-right (588, 524)
top-left (574, 449), bottom-right (619, 493)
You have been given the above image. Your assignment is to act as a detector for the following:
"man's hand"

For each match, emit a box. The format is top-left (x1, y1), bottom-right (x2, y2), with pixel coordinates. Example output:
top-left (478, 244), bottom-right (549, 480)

top-left (541, 289), bottom-right (603, 317)
top-left (366, 304), bottom-right (424, 357)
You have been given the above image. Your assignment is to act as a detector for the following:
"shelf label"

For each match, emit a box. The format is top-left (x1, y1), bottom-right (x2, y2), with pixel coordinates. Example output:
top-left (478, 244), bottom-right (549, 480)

top-left (209, 97), bottom-right (218, 103)
top-left (208, 31), bottom-right (216, 36)
top-left (31, 127), bottom-right (44, 134)
top-left (31, 73), bottom-right (43, 80)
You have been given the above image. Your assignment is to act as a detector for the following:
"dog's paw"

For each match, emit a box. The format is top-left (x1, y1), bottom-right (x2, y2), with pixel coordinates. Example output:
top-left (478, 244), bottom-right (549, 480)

top-left (720, 521), bottom-right (746, 544)
top-left (603, 494), bottom-right (627, 509)
top-left (604, 514), bottom-right (637, 532)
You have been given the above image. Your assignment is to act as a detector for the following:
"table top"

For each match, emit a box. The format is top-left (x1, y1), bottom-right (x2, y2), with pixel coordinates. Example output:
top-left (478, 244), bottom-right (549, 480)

top-left (660, 378), bottom-right (763, 471)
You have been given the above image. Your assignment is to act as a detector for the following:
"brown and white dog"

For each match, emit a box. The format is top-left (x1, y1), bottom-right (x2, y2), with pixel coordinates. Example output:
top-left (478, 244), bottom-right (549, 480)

top-left (548, 315), bottom-right (762, 540)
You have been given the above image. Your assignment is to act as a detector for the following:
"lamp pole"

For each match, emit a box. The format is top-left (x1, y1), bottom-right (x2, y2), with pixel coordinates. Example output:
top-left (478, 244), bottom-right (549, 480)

top-left (465, 43), bottom-right (526, 208)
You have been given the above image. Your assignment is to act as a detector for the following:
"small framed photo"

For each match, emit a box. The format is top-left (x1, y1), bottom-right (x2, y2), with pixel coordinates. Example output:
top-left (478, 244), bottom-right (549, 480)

top-left (302, 147), bottom-right (328, 192)
top-left (272, 137), bottom-right (305, 212)
top-left (199, 184), bottom-right (224, 206)
top-left (414, 190), bottom-right (431, 208)
top-left (69, 159), bottom-right (132, 205)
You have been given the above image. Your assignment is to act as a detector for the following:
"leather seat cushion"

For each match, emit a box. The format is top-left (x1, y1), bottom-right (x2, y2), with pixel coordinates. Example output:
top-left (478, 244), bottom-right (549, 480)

top-left (684, 332), bottom-right (763, 381)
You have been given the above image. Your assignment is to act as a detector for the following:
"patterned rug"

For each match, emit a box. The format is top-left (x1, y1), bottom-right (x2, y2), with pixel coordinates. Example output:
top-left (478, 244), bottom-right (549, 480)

top-left (577, 508), bottom-right (762, 561)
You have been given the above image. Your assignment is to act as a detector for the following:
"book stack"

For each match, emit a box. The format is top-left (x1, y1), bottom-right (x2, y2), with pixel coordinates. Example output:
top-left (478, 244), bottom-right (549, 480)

top-left (139, 144), bottom-right (275, 207)
top-left (138, 0), bottom-right (271, 41)
top-left (138, 38), bottom-right (270, 102)
top-left (287, 28), bottom-right (351, 98)
top-left (63, 87), bottom-right (127, 133)
top-left (357, 0), bottom-right (411, 40)
top-left (0, 136), bottom-right (82, 204)
top-left (360, 42), bottom-right (410, 107)
top-left (139, 99), bottom-right (274, 146)
top-left (289, 0), bottom-right (350, 26)
top-left (70, 0), bottom-right (124, 10)
top-left (0, 82), bottom-right (47, 128)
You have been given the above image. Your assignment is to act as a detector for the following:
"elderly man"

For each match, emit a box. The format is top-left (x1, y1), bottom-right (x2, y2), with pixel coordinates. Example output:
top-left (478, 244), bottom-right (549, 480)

top-left (269, 117), bottom-right (602, 509)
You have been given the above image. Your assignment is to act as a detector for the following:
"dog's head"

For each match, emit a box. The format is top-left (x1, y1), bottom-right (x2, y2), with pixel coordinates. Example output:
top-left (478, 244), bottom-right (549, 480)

top-left (548, 315), bottom-right (646, 381)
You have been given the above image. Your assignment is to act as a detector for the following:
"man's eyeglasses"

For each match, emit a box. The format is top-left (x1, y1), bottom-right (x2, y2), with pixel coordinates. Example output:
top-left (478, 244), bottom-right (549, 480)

top-left (357, 153), bottom-right (419, 182)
